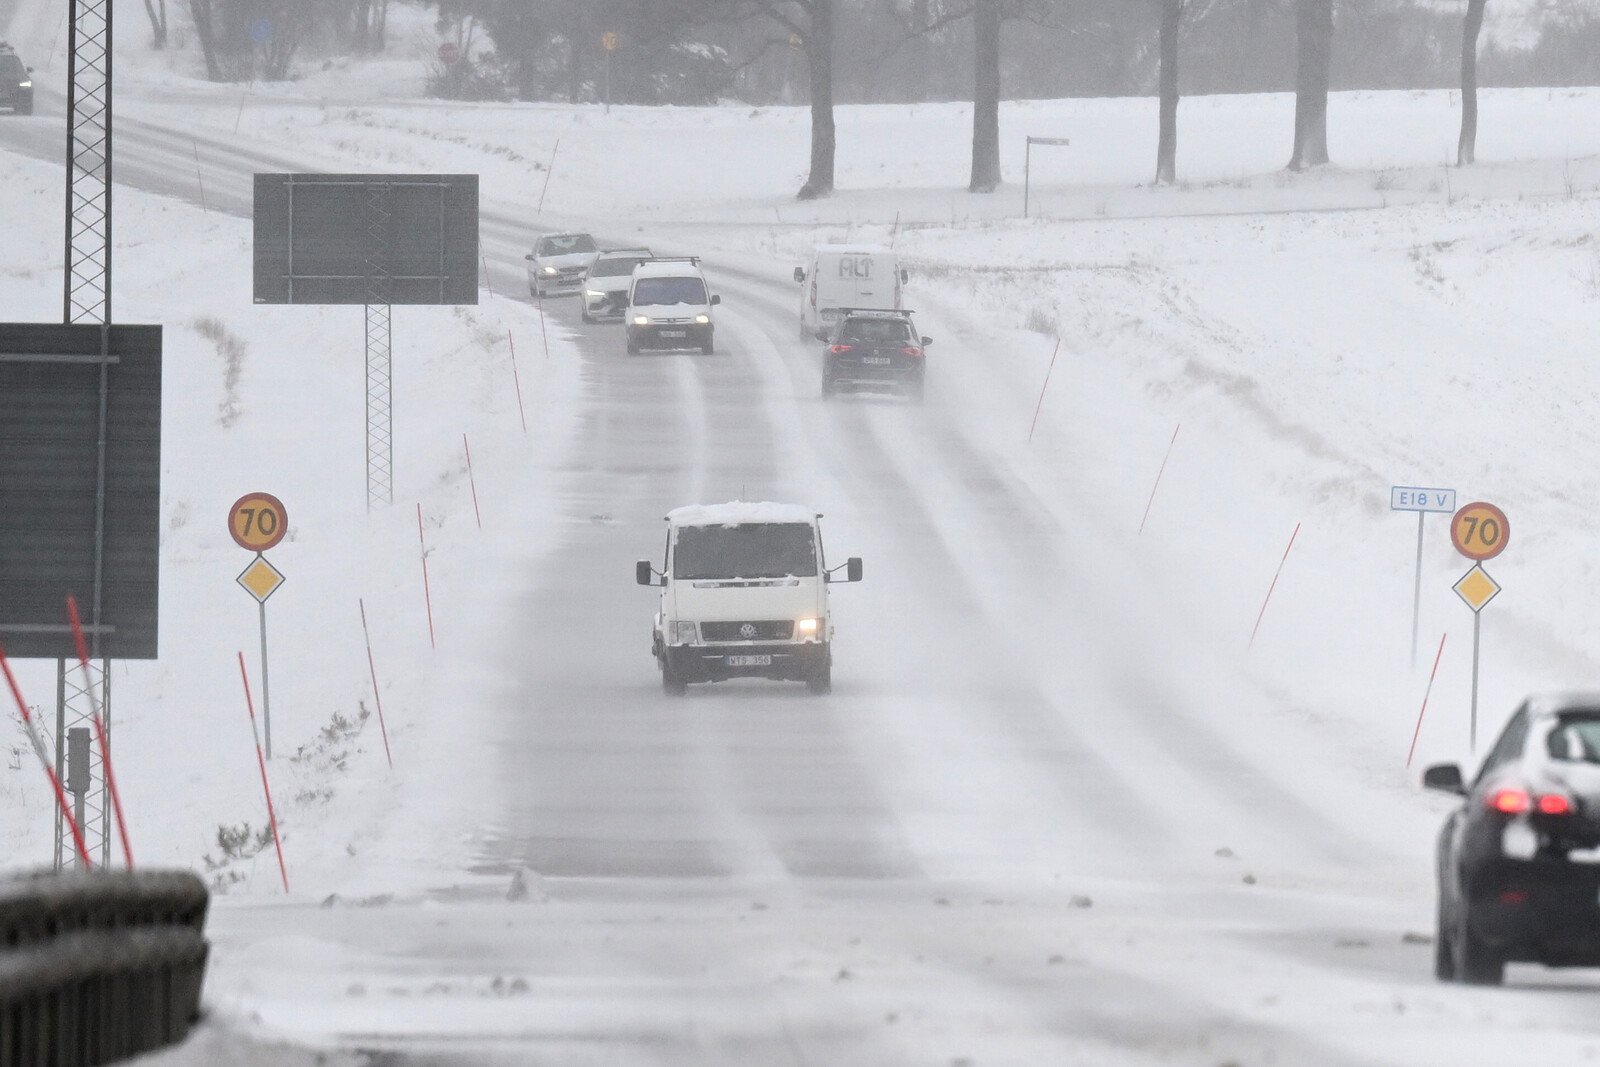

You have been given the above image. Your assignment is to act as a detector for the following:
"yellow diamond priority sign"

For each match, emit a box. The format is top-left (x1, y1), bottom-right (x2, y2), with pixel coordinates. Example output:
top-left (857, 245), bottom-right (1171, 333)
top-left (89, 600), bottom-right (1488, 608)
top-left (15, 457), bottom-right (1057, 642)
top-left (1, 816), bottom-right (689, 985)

top-left (237, 555), bottom-right (286, 604)
top-left (1453, 563), bottom-right (1500, 613)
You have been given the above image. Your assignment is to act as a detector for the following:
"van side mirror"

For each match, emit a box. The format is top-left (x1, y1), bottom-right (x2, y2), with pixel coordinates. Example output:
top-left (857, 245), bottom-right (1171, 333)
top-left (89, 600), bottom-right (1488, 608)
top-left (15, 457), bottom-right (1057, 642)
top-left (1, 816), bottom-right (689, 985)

top-left (900, 269), bottom-right (909, 284)
top-left (523, 253), bottom-right (534, 261)
top-left (1422, 763), bottom-right (1466, 795)
top-left (636, 560), bottom-right (657, 586)
top-left (710, 294), bottom-right (721, 306)
top-left (846, 557), bottom-right (863, 582)
top-left (920, 336), bottom-right (933, 346)
top-left (794, 267), bottom-right (806, 283)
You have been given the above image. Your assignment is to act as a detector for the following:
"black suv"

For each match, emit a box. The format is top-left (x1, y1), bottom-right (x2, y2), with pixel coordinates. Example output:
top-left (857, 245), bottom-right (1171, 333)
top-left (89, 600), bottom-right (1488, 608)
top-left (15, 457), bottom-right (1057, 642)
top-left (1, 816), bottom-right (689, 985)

top-left (0, 44), bottom-right (33, 116)
top-left (821, 308), bottom-right (931, 402)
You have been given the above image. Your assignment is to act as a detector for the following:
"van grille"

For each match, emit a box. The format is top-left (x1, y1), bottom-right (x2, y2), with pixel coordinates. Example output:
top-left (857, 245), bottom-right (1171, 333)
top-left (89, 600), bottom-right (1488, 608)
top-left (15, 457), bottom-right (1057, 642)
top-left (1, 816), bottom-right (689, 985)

top-left (701, 621), bottom-right (794, 642)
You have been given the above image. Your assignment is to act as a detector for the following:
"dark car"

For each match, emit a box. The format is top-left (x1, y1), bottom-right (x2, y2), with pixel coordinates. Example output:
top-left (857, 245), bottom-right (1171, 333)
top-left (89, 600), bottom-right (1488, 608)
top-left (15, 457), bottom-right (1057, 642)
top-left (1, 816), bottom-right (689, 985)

top-left (1424, 693), bottom-right (1600, 985)
top-left (581, 248), bottom-right (652, 324)
top-left (821, 309), bottom-right (931, 402)
top-left (0, 44), bottom-right (33, 115)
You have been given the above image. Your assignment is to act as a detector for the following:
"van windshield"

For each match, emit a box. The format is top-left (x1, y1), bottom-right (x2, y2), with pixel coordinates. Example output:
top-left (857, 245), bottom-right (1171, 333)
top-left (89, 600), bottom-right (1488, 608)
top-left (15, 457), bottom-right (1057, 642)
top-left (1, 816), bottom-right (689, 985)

top-left (674, 523), bottom-right (817, 580)
top-left (634, 277), bottom-right (707, 306)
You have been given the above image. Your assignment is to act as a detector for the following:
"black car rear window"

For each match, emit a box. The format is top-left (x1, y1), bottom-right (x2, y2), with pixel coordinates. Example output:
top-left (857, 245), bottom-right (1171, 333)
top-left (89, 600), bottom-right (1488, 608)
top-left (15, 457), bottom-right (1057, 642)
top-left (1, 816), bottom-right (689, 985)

top-left (840, 319), bottom-right (913, 344)
top-left (1548, 715), bottom-right (1600, 763)
top-left (0, 56), bottom-right (24, 79)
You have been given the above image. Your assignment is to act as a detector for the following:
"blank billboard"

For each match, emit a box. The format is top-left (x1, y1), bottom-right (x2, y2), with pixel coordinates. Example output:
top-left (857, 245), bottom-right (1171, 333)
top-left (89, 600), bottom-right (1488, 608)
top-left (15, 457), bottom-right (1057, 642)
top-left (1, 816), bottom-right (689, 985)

top-left (0, 324), bottom-right (163, 660)
top-left (253, 173), bottom-right (479, 305)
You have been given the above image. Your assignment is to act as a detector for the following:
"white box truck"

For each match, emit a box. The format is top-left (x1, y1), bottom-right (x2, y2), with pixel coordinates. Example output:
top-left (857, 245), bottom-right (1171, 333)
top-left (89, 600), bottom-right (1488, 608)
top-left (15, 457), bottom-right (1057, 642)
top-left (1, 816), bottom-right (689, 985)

top-left (795, 244), bottom-right (908, 340)
top-left (636, 502), bottom-right (863, 695)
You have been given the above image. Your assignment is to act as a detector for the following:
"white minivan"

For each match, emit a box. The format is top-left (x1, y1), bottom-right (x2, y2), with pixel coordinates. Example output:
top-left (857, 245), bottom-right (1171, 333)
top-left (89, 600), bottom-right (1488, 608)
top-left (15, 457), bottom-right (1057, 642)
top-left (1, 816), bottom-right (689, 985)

top-left (795, 244), bottom-right (908, 340)
top-left (626, 258), bottom-right (720, 355)
top-left (636, 502), bottom-right (863, 695)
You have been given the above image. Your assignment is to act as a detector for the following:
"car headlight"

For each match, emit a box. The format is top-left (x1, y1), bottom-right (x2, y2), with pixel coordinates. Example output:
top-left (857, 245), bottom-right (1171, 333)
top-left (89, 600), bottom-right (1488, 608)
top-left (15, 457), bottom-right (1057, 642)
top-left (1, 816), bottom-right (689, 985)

top-left (796, 617), bottom-right (820, 636)
top-left (19, 81), bottom-right (31, 89)
top-left (633, 315), bottom-right (650, 326)
top-left (540, 266), bottom-right (558, 275)
top-left (671, 621), bottom-right (698, 644)
top-left (694, 314), bottom-right (710, 324)
top-left (585, 289), bottom-right (605, 298)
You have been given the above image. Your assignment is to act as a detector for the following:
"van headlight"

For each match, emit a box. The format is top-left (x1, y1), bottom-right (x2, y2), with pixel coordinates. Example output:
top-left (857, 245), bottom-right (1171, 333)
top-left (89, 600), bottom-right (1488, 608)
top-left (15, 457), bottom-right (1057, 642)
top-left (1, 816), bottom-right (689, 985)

top-left (694, 314), bottom-right (710, 324)
top-left (671, 621), bottom-right (698, 644)
top-left (19, 81), bottom-right (31, 88)
top-left (633, 315), bottom-right (650, 326)
top-left (796, 617), bottom-right (820, 636)
top-left (585, 289), bottom-right (605, 298)
top-left (540, 265), bottom-right (558, 275)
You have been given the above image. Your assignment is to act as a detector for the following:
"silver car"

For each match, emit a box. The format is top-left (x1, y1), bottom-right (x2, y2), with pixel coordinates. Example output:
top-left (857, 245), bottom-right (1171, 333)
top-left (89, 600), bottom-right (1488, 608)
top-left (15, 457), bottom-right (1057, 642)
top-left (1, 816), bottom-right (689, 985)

top-left (581, 248), bottom-right (653, 323)
top-left (524, 232), bottom-right (598, 298)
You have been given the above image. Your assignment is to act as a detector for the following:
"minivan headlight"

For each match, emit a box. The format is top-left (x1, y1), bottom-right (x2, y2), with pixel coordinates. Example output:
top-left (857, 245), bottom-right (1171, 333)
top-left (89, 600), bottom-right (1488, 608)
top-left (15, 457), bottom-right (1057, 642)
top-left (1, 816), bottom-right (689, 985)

top-left (633, 315), bottom-right (650, 326)
top-left (671, 621), bottom-right (698, 644)
top-left (585, 289), bottom-right (604, 298)
top-left (19, 81), bottom-right (31, 88)
top-left (694, 314), bottom-right (710, 324)
top-left (796, 617), bottom-right (820, 635)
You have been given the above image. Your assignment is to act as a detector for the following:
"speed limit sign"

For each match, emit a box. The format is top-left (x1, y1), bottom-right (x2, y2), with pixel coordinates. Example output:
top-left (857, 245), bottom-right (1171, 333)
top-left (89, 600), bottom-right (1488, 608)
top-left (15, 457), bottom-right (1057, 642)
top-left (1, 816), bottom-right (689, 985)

top-left (1451, 501), bottom-right (1509, 561)
top-left (229, 492), bottom-right (288, 552)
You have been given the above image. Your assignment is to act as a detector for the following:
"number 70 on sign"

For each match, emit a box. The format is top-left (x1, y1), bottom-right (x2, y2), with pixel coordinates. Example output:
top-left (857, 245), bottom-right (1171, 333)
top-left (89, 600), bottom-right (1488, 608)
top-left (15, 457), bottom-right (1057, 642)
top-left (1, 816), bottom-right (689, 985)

top-left (230, 493), bottom-right (289, 552)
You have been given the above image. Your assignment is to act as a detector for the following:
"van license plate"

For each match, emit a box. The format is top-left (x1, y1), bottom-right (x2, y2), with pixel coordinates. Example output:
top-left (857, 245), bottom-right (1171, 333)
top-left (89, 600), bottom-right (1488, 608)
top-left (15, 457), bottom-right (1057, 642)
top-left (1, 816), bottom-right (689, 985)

top-left (727, 654), bottom-right (772, 667)
top-left (862, 356), bottom-right (892, 365)
top-left (659, 330), bottom-right (687, 338)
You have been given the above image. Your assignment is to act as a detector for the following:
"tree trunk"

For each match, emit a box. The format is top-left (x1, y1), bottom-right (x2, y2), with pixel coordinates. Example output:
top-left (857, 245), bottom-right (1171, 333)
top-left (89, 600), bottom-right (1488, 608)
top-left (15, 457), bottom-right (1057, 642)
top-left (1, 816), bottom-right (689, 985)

top-left (969, 0), bottom-right (1001, 192)
top-left (189, 0), bottom-right (222, 80)
top-left (798, 0), bottom-right (836, 200)
top-left (1288, 0), bottom-right (1332, 169)
top-left (1155, 0), bottom-right (1182, 184)
top-left (1458, 0), bottom-right (1487, 165)
top-left (141, 0), bottom-right (166, 47)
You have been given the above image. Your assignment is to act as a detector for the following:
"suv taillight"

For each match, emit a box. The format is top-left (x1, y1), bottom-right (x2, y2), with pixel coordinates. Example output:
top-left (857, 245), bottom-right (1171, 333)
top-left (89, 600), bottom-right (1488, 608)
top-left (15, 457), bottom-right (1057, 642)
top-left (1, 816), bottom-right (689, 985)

top-left (901, 346), bottom-right (923, 358)
top-left (1488, 788), bottom-right (1530, 814)
top-left (829, 344), bottom-right (853, 354)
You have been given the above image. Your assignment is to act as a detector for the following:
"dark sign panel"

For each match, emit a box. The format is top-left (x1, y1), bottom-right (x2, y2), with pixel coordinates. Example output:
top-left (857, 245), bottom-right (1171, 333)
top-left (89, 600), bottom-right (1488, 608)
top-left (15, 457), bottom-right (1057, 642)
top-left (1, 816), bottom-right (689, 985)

top-left (253, 173), bottom-right (479, 305)
top-left (0, 324), bottom-right (162, 660)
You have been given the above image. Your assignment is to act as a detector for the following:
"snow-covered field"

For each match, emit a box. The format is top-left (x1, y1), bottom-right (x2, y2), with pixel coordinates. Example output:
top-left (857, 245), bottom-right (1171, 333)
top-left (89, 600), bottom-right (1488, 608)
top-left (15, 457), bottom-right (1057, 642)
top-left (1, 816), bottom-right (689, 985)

top-left (6, 2), bottom-right (1600, 1062)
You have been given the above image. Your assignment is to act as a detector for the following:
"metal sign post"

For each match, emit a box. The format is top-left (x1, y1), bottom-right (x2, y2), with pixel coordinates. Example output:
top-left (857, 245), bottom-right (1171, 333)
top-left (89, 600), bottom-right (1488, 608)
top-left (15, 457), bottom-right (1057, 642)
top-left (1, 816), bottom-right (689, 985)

top-left (1390, 485), bottom-right (1456, 666)
top-left (230, 494), bottom-right (287, 758)
top-left (1023, 135), bottom-right (1070, 218)
top-left (1450, 501), bottom-right (1509, 753)
top-left (602, 32), bottom-right (617, 114)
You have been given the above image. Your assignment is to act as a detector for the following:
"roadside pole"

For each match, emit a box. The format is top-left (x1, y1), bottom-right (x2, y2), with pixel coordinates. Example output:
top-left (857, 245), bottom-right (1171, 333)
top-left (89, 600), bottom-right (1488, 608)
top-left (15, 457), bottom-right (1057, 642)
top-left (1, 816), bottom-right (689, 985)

top-left (1449, 501), bottom-right (1509, 752)
top-left (229, 493), bottom-right (289, 759)
top-left (1023, 135), bottom-right (1069, 219)
top-left (1389, 486), bottom-right (1455, 667)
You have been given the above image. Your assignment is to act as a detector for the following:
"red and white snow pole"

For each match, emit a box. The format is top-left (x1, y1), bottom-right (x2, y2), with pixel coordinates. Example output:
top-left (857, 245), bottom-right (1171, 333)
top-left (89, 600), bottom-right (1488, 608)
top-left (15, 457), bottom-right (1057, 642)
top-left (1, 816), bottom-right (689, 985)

top-left (0, 646), bottom-right (92, 868)
top-left (237, 652), bottom-right (289, 893)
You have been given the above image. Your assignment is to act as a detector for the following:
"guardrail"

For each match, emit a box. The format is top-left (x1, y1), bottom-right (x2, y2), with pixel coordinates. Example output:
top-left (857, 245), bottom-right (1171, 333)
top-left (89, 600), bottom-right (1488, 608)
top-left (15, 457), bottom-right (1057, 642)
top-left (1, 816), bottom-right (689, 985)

top-left (0, 870), bottom-right (209, 1066)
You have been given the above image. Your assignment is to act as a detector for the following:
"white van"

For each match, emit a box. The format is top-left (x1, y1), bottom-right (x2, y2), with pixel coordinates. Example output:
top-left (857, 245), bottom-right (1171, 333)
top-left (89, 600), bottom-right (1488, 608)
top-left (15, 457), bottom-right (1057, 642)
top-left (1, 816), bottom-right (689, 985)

top-left (636, 502), bottom-right (863, 695)
top-left (626, 257), bottom-right (720, 355)
top-left (794, 244), bottom-right (908, 340)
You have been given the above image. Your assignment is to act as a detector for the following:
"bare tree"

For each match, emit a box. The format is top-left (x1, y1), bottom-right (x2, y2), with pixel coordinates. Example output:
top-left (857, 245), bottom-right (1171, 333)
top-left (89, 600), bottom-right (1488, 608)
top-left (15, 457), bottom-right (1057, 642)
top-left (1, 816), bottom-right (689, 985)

top-left (970, 0), bottom-right (1000, 191)
top-left (141, 0), bottom-right (168, 48)
top-left (1457, 0), bottom-right (1487, 164)
top-left (1155, 0), bottom-right (1182, 183)
top-left (1288, 0), bottom-right (1332, 169)
top-left (189, 0), bottom-right (223, 78)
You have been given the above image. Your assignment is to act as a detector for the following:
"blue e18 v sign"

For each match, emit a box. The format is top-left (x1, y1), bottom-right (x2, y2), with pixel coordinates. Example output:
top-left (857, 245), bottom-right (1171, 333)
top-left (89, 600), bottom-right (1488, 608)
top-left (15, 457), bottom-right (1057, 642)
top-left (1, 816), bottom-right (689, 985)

top-left (1391, 486), bottom-right (1456, 513)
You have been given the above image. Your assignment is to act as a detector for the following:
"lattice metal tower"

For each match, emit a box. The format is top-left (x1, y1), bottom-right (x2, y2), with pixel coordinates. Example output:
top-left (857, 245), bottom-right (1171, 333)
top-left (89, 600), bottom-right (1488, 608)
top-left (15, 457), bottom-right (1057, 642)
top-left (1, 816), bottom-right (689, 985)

top-left (364, 182), bottom-right (393, 511)
top-left (55, 0), bottom-right (116, 869)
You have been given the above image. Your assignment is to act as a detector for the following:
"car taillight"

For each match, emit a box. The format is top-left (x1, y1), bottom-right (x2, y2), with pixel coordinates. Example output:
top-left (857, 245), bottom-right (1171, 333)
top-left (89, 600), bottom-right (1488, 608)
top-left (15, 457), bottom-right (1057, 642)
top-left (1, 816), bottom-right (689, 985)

top-left (901, 346), bottom-right (923, 358)
top-left (1487, 787), bottom-right (1530, 814)
top-left (829, 345), bottom-right (853, 354)
top-left (1538, 793), bottom-right (1574, 816)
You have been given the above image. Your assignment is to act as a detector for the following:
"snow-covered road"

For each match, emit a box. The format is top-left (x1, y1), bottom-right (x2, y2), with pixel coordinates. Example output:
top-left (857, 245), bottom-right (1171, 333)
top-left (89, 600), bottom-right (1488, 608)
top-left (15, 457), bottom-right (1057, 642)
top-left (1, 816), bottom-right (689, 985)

top-left (8, 44), bottom-right (1600, 1062)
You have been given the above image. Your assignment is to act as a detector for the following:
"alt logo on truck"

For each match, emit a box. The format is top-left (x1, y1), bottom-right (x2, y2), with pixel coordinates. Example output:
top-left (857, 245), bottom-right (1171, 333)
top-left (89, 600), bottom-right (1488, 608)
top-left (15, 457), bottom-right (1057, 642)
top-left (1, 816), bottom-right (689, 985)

top-left (838, 257), bottom-right (873, 279)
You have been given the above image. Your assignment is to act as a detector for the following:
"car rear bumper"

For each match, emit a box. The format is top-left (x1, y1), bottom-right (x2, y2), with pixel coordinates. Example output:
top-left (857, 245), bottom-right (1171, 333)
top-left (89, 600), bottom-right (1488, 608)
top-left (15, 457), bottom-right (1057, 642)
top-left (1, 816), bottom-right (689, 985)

top-left (535, 274), bottom-right (585, 294)
top-left (629, 323), bottom-right (711, 350)
top-left (825, 356), bottom-right (923, 388)
top-left (665, 642), bottom-right (826, 683)
top-left (1468, 860), bottom-right (1600, 963)
top-left (0, 89), bottom-right (31, 111)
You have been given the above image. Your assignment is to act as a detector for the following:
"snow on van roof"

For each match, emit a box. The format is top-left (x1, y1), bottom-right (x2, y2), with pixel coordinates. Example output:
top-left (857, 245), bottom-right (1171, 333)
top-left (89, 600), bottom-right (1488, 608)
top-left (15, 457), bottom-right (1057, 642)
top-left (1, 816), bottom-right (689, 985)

top-left (814, 244), bottom-right (891, 255)
top-left (666, 501), bottom-right (818, 526)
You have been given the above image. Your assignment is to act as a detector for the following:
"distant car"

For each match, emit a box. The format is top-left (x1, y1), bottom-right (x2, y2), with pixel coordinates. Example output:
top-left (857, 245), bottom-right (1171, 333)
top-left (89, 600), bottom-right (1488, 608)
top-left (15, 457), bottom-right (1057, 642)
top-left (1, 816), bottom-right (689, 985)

top-left (625, 258), bottom-right (719, 355)
top-left (820, 308), bottom-right (930, 402)
top-left (1425, 693), bottom-right (1600, 985)
top-left (581, 248), bottom-right (652, 324)
top-left (524, 232), bottom-right (598, 298)
top-left (0, 43), bottom-right (33, 115)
